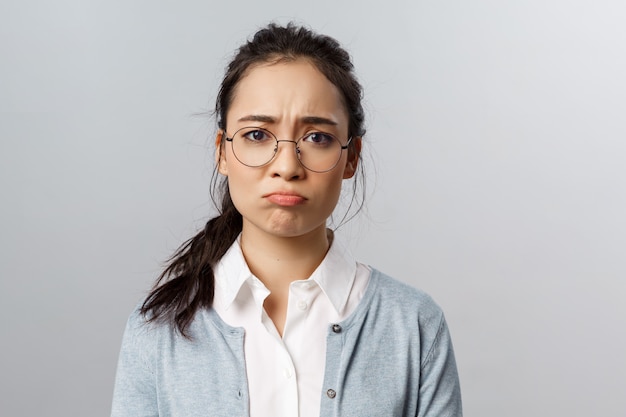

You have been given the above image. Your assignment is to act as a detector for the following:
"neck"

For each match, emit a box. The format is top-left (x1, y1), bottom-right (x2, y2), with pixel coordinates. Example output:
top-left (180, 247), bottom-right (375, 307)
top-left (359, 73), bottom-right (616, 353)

top-left (239, 223), bottom-right (332, 337)
top-left (240, 224), bottom-right (331, 290)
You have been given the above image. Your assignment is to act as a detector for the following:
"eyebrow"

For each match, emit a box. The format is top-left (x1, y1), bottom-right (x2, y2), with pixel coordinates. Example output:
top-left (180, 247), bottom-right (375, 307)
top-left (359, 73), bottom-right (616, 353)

top-left (237, 114), bottom-right (275, 123)
top-left (300, 116), bottom-right (338, 126)
top-left (237, 114), bottom-right (338, 126)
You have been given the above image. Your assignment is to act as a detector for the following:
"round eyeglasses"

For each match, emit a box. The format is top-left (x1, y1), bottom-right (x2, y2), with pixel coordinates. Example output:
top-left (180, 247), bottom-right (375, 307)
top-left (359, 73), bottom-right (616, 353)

top-left (224, 127), bottom-right (352, 173)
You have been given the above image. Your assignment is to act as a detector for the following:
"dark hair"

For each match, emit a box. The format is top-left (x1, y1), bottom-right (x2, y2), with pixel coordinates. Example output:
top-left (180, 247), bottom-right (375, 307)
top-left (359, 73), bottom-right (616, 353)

top-left (141, 22), bottom-right (366, 337)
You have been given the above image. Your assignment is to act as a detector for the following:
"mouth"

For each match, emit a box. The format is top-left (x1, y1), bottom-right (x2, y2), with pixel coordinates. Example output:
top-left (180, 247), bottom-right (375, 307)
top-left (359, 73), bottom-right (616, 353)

top-left (264, 191), bottom-right (307, 207)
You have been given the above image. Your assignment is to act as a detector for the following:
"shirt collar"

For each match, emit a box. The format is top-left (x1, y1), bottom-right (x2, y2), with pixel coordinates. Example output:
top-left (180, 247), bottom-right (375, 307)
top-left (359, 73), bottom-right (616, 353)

top-left (307, 231), bottom-right (357, 315)
top-left (213, 231), bottom-right (357, 315)
top-left (213, 237), bottom-right (256, 310)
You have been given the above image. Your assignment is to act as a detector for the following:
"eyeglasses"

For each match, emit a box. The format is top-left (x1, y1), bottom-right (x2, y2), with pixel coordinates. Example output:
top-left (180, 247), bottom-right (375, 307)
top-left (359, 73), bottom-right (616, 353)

top-left (224, 127), bottom-right (352, 173)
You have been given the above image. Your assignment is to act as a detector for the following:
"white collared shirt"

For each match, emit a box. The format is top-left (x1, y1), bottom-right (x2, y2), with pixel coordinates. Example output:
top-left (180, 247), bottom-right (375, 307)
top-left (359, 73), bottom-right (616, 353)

top-left (212, 232), bottom-right (370, 417)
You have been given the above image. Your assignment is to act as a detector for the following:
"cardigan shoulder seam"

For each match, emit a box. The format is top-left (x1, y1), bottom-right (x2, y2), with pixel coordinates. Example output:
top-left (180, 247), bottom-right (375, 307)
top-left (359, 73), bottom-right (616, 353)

top-left (420, 312), bottom-right (445, 371)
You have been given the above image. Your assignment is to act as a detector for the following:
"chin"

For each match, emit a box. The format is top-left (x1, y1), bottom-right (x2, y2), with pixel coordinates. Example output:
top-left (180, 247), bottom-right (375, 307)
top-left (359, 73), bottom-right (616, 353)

top-left (265, 218), bottom-right (327, 239)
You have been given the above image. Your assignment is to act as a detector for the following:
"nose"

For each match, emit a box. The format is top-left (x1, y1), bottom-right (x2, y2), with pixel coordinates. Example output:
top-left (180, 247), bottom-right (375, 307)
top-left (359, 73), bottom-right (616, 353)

top-left (270, 140), bottom-right (305, 179)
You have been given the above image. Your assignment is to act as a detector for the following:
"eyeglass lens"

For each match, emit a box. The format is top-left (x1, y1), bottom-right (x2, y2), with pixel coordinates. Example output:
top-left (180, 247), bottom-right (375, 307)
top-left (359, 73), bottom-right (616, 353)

top-left (230, 127), bottom-right (346, 172)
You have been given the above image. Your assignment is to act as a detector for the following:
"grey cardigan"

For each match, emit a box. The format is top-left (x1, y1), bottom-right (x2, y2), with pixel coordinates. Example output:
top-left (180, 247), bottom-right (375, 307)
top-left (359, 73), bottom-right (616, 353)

top-left (111, 269), bottom-right (462, 416)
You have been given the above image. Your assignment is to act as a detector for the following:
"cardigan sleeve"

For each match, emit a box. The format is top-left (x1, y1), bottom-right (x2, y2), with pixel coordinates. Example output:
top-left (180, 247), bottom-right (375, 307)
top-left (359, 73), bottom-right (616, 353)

top-left (110, 309), bottom-right (159, 417)
top-left (417, 313), bottom-right (463, 417)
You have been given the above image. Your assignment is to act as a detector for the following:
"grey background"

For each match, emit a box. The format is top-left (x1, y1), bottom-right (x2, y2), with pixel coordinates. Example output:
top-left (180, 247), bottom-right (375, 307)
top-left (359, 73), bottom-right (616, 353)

top-left (2, 0), bottom-right (625, 416)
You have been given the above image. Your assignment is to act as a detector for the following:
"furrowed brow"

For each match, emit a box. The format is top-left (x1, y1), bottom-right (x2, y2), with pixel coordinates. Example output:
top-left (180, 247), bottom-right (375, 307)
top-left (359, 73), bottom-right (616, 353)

top-left (237, 114), bottom-right (276, 123)
top-left (300, 116), bottom-right (338, 126)
top-left (236, 114), bottom-right (338, 126)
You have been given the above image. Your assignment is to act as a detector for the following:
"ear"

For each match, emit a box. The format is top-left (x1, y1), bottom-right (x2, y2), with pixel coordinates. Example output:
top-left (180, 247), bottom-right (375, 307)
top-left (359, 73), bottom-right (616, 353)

top-left (342, 137), bottom-right (362, 179)
top-left (215, 130), bottom-right (228, 176)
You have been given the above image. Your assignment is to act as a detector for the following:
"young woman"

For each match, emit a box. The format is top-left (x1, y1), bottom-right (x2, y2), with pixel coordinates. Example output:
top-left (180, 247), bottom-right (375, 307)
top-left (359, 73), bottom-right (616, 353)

top-left (112, 23), bottom-right (462, 417)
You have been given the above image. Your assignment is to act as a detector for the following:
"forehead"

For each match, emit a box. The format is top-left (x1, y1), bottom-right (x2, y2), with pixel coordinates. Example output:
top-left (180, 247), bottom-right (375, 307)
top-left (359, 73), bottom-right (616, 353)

top-left (226, 59), bottom-right (348, 129)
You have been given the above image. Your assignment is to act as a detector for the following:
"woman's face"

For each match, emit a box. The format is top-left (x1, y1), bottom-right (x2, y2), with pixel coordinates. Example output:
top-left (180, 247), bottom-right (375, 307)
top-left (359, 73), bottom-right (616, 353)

top-left (217, 59), bottom-right (359, 240)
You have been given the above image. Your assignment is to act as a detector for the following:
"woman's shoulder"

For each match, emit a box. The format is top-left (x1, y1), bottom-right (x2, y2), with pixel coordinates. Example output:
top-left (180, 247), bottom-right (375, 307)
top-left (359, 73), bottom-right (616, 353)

top-left (370, 268), bottom-right (440, 305)
top-left (120, 302), bottom-right (161, 343)
top-left (119, 301), bottom-right (183, 348)
top-left (121, 299), bottom-right (241, 345)
top-left (364, 267), bottom-right (447, 326)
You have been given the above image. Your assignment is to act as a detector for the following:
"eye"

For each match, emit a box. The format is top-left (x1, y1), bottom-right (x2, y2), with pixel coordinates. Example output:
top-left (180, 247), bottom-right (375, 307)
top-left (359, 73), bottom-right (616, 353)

top-left (301, 132), bottom-right (335, 147)
top-left (241, 129), bottom-right (273, 143)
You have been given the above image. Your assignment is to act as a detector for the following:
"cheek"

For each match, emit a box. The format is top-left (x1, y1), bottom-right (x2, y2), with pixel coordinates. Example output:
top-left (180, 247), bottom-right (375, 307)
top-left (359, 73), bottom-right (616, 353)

top-left (221, 157), bottom-right (249, 205)
top-left (218, 145), bottom-right (236, 175)
top-left (225, 167), bottom-right (251, 202)
top-left (318, 172), bottom-right (345, 208)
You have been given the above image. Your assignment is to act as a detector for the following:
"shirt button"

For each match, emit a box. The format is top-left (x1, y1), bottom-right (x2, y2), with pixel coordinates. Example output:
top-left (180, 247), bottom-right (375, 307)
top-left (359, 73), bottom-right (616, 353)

top-left (297, 300), bottom-right (308, 310)
top-left (331, 324), bottom-right (342, 333)
top-left (327, 389), bottom-right (336, 399)
top-left (283, 367), bottom-right (293, 379)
